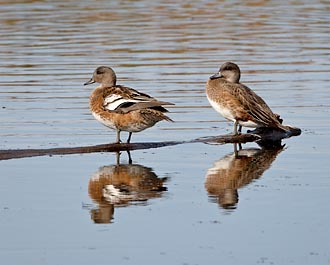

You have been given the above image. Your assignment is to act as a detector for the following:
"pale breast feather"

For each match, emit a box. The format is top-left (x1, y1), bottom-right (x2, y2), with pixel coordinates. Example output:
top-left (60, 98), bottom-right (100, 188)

top-left (207, 96), bottom-right (236, 122)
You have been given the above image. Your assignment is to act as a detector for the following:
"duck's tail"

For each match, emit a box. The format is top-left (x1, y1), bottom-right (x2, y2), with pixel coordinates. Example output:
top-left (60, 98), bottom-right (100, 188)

top-left (277, 124), bottom-right (302, 136)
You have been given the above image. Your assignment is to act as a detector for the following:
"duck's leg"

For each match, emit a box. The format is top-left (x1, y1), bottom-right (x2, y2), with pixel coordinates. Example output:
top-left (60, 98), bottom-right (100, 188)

top-left (233, 120), bottom-right (241, 135)
top-left (127, 132), bottom-right (133, 143)
top-left (116, 129), bottom-right (121, 144)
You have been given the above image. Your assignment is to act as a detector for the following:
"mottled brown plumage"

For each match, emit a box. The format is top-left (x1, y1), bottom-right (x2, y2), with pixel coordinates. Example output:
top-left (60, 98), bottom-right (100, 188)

top-left (85, 66), bottom-right (174, 143)
top-left (206, 62), bottom-right (291, 134)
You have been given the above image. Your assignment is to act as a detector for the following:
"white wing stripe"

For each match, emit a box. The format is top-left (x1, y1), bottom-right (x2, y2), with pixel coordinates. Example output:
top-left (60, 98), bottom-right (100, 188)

top-left (104, 93), bottom-right (152, 111)
top-left (104, 98), bottom-right (138, 111)
top-left (104, 94), bottom-right (122, 105)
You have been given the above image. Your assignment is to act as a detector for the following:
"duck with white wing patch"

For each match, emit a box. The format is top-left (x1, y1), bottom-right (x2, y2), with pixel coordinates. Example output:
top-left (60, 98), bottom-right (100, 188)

top-left (85, 66), bottom-right (174, 143)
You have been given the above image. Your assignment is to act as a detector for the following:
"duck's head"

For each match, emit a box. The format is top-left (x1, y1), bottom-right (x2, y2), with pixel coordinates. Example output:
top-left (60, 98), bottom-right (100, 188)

top-left (210, 62), bottom-right (241, 83)
top-left (84, 66), bottom-right (117, 87)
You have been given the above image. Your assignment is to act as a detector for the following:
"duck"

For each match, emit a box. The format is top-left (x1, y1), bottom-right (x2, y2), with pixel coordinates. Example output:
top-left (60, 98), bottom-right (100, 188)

top-left (206, 62), bottom-right (297, 135)
top-left (84, 66), bottom-right (174, 143)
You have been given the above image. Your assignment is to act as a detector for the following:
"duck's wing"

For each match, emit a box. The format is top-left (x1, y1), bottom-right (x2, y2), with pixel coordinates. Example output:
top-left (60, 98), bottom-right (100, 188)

top-left (231, 83), bottom-right (279, 126)
top-left (102, 85), bottom-right (174, 113)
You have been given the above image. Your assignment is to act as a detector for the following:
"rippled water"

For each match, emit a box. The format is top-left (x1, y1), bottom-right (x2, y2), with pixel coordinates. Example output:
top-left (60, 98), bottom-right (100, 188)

top-left (0, 1), bottom-right (329, 265)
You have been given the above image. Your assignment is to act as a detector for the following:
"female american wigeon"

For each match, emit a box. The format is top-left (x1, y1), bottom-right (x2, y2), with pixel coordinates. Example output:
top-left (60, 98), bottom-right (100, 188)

top-left (206, 62), bottom-right (299, 135)
top-left (84, 66), bottom-right (174, 143)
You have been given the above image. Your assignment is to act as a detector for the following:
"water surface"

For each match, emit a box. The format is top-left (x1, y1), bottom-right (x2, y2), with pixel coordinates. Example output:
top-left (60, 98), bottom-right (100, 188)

top-left (0, 1), bottom-right (329, 265)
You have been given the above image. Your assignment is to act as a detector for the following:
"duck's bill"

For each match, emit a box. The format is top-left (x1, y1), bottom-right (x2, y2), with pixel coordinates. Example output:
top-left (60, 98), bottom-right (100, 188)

top-left (210, 73), bottom-right (221, 80)
top-left (84, 78), bottom-right (95, 85)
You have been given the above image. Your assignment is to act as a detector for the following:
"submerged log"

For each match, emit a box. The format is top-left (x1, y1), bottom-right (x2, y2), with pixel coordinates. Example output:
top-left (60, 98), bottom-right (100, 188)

top-left (0, 126), bottom-right (301, 161)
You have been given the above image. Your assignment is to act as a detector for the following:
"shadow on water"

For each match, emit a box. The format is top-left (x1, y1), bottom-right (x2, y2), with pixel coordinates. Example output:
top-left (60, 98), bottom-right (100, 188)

top-left (84, 152), bottom-right (168, 224)
top-left (205, 142), bottom-right (285, 212)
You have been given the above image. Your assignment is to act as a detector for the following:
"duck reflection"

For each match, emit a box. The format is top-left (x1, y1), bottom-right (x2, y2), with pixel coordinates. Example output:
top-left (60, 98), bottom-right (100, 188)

top-left (205, 143), bottom-right (284, 211)
top-left (88, 152), bottom-right (168, 224)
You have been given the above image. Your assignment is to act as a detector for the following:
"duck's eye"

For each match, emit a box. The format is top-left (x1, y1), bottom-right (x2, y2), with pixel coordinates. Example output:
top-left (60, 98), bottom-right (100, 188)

top-left (96, 69), bottom-right (104, 74)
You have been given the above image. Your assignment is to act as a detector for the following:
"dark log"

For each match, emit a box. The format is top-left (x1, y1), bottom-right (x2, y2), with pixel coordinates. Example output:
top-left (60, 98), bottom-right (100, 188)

top-left (0, 127), bottom-right (301, 161)
top-left (0, 141), bottom-right (182, 161)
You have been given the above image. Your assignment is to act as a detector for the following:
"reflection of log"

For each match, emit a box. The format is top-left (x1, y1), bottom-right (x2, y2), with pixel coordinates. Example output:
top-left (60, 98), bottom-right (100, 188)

top-left (0, 127), bottom-right (300, 160)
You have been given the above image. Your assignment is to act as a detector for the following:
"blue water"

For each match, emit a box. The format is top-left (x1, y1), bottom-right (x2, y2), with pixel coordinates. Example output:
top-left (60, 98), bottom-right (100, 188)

top-left (0, 1), bottom-right (329, 264)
